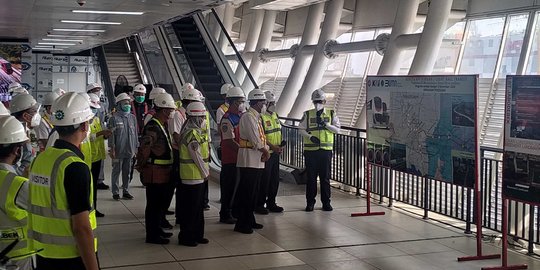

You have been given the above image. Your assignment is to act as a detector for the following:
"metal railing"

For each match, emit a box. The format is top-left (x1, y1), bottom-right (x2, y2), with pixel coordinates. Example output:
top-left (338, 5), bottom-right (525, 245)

top-left (279, 118), bottom-right (539, 254)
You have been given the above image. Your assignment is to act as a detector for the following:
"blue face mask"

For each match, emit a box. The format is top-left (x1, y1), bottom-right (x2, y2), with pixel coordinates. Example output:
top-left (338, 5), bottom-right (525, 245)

top-left (121, 104), bottom-right (131, 113)
top-left (91, 108), bottom-right (98, 114)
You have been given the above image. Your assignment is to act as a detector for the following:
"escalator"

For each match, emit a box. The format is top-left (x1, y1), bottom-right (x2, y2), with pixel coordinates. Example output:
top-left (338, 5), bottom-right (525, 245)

top-left (102, 39), bottom-right (142, 87)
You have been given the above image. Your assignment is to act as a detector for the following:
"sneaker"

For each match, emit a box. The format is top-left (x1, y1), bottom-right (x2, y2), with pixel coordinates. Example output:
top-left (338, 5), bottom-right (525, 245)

top-left (197, 238), bottom-right (209, 244)
top-left (96, 183), bottom-right (109, 190)
top-left (255, 206), bottom-right (269, 215)
top-left (112, 194), bottom-right (120, 201)
top-left (252, 223), bottom-right (264, 229)
top-left (322, 204), bottom-right (333, 211)
top-left (122, 193), bottom-right (134, 200)
top-left (146, 237), bottom-right (169, 245)
top-left (267, 205), bottom-right (284, 213)
top-left (305, 205), bottom-right (314, 212)
top-left (96, 211), bottom-right (105, 217)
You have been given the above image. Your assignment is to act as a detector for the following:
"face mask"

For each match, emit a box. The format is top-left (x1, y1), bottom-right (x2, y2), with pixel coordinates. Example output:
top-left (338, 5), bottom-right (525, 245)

top-left (169, 110), bottom-right (175, 120)
top-left (200, 119), bottom-right (207, 129)
top-left (238, 103), bottom-right (246, 113)
top-left (121, 104), bottom-right (131, 113)
top-left (267, 104), bottom-right (275, 112)
top-left (135, 96), bottom-right (145, 103)
top-left (261, 104), bottom-right (267, 114)
top-left (314, 103), bottom-right (324, 111)
top-left (91, 108), bottom-right (98, 115)
top-left (30, 112), bottom-right (42, 127)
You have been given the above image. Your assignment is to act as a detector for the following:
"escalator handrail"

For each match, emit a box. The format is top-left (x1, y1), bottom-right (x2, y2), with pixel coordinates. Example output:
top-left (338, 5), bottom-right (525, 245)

top-left (209, 8), bottom-right (258, 89)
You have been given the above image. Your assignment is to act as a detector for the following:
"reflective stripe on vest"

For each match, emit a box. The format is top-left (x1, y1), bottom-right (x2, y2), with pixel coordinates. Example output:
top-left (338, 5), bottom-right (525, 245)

top-left (239, 110), bottom-right (266, 149)
top-left (90, 117), bottom-right (106, 162)
top-left (0, 171), bottom-right (32, 260)
top-left (28, 149), bottom-right (97, 259)
top-left (303, 109), bottom-right (335, 151)
top-left (260, 112), bottom-right (282, 152)
top-left (219, 103), bottom-right (229, 113)
top-left (179, 129), bottom-right (209, 180)
top-left (148, 118), bottom-right (173, 165)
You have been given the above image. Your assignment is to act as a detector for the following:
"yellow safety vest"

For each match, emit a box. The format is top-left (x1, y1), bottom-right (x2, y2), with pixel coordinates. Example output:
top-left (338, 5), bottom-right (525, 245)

top-left (219, 103), bottom-right (229, 114)
top-left (90, 117), bottom-right (106, 162)
top-left (43, 114), bottom-right (54, 129)
top-left (28, 148), bottom-right (97, 259)
top-left (260, 112), bottom-right (282, 153)
top-left (179, 128), bottom-right (209, 180)
top-left (149, 118), bottom-right (173, 165)
top-left (303, 109), bottom-right (335, 151)
top-left (239, 110), bottom-right (266, 149)
top-left (202, 112), bottom-right (210, 141)
top-left (80, 139), bottom-right (93, 168)
top-left (0, 170), bottom-right (32, 260)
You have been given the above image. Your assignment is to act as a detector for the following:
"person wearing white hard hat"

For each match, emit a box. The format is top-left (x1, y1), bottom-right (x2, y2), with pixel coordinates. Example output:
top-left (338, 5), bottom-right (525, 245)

top-left (10, 93), bottom-right (41, 177)
top-left (9, 86), bottom-right (29, 98)
top-left (218, 86), bottom-right (245, 224)
top-left (0, 115), bottom-right (33, 270)
top-left (28, 92), bottom-right (99, 270)
top-left (167, 99), bottom-right (187, 223)
top-left (143, 87), bottom-right (167, 126)
top-left (234, 88), bottom-right (270, 234)
top-left (216, 83), bottom-right (233, 124)
top-left (256, 91), bottom-right (285, 215)
top-left (177, 101), bottom-right (210, 247)
top-left (8, 81), bottom-right (22, 91)
top-left (107, 93), bottom-right (138, 201)
top-left (0, 101), bottom-right (10, 116)
top-left (299, 89), bottom-right (340, 212)
top-left (136, 93), bottom-right (176, 245)
top-left (86, 82), bottom-right (109, 126)
top-left (132, 84), bottom-right (148, 133)
top-left (52, 87), bottom-right (66, 97)
top-left (36, 92), bottom-right (60, 152)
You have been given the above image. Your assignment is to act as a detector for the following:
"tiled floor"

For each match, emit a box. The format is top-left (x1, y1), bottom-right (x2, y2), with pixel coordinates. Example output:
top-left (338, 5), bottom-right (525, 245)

top-left (95, 160), bottom-right (539, 269)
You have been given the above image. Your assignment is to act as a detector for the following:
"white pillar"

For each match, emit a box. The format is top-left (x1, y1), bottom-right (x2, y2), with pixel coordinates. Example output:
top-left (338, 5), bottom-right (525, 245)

top-left (241, 10), bottom-right (277, 92)
top-left (408, 0), bottom-right (453, 75)
top-left (218, 3), bottom-right (236, 52)
top-left (287, 0), bottom-right (345, 119)
top-left (275, 3), bottom-right (325, 116)
top-left (211, 5), bottom-right (226, 41)
top-left (377, 0), bottom-right (420, 75)
top-left (236, 9), bottom-right (265, 84)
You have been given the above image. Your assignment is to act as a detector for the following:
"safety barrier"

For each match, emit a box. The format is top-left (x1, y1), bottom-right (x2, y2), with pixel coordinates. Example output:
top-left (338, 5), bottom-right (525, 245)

top-left (279, 118), bottom-right (539, 254)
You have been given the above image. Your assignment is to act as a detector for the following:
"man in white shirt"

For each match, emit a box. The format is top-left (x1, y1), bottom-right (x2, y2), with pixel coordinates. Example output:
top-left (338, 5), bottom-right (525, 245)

top-left (235, 89), bottom-right (270, 234)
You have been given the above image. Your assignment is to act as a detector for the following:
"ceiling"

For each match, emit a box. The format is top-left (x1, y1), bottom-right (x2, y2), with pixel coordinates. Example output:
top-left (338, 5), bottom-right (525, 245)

top-left (0, 0), bottom-right (226, 53)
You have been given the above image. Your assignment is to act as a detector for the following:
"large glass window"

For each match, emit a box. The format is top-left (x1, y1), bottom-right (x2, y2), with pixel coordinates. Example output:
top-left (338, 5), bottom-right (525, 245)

top-left (459, 17), bottom-right (506, 78)
top-left (526, 12), bottom-right (540, 75)
top-left (277, 37), bottom-right (300, 77)
top-left (139, 28), bottom-right (179, 95)
top-left (345, 31), bottom-right (375, 77)
top-left (324, 32), bottom-right (352, 77)
top-left (499, 14), bottom-right (529, 77)
top-left (433, 22), bottom-right (466, 75)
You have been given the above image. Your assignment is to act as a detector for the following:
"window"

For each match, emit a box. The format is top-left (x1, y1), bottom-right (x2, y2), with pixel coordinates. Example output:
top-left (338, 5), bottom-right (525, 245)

top-left (345, 31), bottom-right (375, 77)
top-left (139, 28), bottom-right (179, 95)
top-left (488, 39), bottom-right (494, 47)
top-left (459, 17), bottom-right (505, 78)
top-left (433, 22), bottom-right (465, 75)
top-left (526, 12), bottom-right (540, 75)
top-left (499, 14), bottom-right (529, 77)
top-left (277, 37), bottom-right (300, 77)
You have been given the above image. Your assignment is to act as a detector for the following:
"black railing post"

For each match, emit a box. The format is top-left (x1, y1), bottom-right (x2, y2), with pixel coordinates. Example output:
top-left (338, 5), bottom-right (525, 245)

top-left (465, 187), bottom-right (472, 234)
top-left (423, 177), bottom-right (429, 220)
top-left (528, 204), bottom-right (535, 255)
top-left (388, 170), bottom-right (393, 207)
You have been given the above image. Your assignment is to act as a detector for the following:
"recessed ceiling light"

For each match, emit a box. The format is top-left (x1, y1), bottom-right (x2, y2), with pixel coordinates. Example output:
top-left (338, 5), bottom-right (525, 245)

top-left (43, 38), bottom-right (84, 42)
top-left (61, 20), bottom-right (122, 25)
top-left (33, 48), bottom-right (64, 51)
top-left (38, 42), bottom-right (77, 46)
top-left (53, 29), bottom-right (106, 33)
top-left (47, 34), bottom-right (96, 38)
top-left (72, 10), bottom-right (144, 15)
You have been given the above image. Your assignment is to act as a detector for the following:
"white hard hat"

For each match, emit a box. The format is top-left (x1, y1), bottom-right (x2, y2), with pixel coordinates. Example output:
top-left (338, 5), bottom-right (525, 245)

top-left (182, 83), bottom-right (195, 92)
top-left (134, 84), bottom-right (147, 94)
top-left (220, 83), bottom-right (233, 95)
top-left (51, 92), bottom-right (94, 126)
top-left (53, 88), bottom-right (66, 96)
top-left (248, 89), bottom-right (266, 101)
top-left (226, 86), bottom-right (245, 98)
top-left (0, 103), bottom-right (10, 116)
top-left (10, 93), bottom-right (39, 113)
top-left (149, 87), bottom-right (166, 100)
top-left (79, 92), bottom-right (91, 105)
top-left (0, 116), bottom-right (28, 144)
top-left (186, 102), bottom-right (207, 117)
top-left (311, 89), bottom-right (326, 101)
top-left (86, 82), bottom-right (102, 92)
top-left (115, 93), bottom-right (131, 103)
top-left (8, 82), bottom-right (21, 91)
top-left (43, 92), bottom-right (60, 106)
top-left (182, 88), bottom-right (202, 102)
top-left (88, 93), bottom-right (101, 109)
top-left (153, 93), bottom-right (176, 109)
top-left (264, 91), bottom-right (276, 102)
top-left (10, 86), bottom-right (29, 96)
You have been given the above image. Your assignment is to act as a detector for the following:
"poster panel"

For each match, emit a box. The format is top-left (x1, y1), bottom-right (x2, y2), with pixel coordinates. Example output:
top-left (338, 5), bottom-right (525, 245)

top-left (0, 43), bottom-right (23, 101)
top-left (366, 75), bottom-right (478, 187)
top-left (503, 76), bottom-right (540, 204)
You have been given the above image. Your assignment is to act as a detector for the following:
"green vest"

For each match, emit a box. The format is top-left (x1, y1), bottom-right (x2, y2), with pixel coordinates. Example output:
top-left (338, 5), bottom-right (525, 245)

top-left (202, 112), bottom-right (210, 141)
top-left (28, 148), bottom-right (97, 259)
top-left (261, 112), bottom-right (282, 153)
top-left (80, 139), bottom-right (93, 168)
top-left (179, 128), bottom-right (209, 181)
top-left (0, 170), bottom-right (31, 260)
top-left (303, 109), bottom-right (335, 151)
top-left (90, 117), bottom-right (106, 162)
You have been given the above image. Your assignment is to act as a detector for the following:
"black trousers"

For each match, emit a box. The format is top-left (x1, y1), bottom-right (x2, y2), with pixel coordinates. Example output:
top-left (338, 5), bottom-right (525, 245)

top-left (258, 152), bottom-right (280, 208)
top-left (91, 160), bottom-right (102, 210)
top-left (36, 254), bottom-right (99, 270)
top-left (145, 184), bottom-right (169, 238)
top-left (234, 167), bottom-right (262, 231)
top-left (219, 163), bottom-right (238, 219)
top-left (304, 150), bottom-right (332, 206)
top-left (178, 182), bottom-right (205, 242)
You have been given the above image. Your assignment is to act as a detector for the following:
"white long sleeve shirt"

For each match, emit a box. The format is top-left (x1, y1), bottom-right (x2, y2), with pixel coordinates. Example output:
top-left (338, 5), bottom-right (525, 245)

top-left (237, 108), bottom-right (268, 169)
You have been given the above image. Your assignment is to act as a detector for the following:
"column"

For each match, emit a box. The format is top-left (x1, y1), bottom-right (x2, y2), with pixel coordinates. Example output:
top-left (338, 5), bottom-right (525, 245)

top-left (236, 9), bottom-right (265, 84)
top-left (241, 10), bottom-right (277, 92)
top-left (287, 0), bottom-right (345, 119)
top-left (408, 0), bottom-right (453, 75)
top-left (218, 3), bottom-right (236, 52)
top-left (275, 3), bottom-right (325, 116)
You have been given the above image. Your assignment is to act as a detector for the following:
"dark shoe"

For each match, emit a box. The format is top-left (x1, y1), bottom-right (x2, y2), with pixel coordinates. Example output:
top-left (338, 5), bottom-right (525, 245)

top-left (165, 210), bottom-right (174, 215)
top-left (219, 217), bottom-right (237, 224)
top-left (96, 211), bottom-right (105, 217)
top-left (178, 239), bottom-right (198, 247)
top-left (234, 227), bottom-right (253, 234)
top-left (113, 194), bottom-right (120, 201)
top-left (204, 205), bottom-right (211, 211)
top-left (160, 231), bottom-right (173, 238)
top-left (161, 220), bottom-right (174, 230)
top-left (267, 205), bottom-right (284, 213)
top-left (146, 237), bottom-right (170, 245)
top-left (305, 205), bottom-right (314, 212)
top-left (255, 206), bottom-right (269, 215)
top-left (122, 193), bottom-right (134, 200)
top-left (252, 223), bottom-right (264, 229)
top-left (96, 183), bottom-right (109, 190)
top-left (322, 204), bottom-right (333, 211)
top-left (197, 238), bottom-right (209, 244)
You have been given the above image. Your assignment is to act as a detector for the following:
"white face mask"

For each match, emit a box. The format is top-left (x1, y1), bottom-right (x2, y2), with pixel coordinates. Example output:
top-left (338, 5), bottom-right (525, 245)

top-left (314, 103), bottom-right (324, 111)
top-left (169, 110), bottom-right (175, 120)
top-left (261, 104), bottom-right (267, 114)
top-left (267, 104), bottom-right (275, 112)
top-left (30, 113), bottom-right (42, 127)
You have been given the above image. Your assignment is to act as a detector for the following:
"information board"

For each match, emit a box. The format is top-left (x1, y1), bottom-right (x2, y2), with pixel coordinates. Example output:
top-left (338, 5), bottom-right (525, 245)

top-left (366, 75), bottom-right (478, 187)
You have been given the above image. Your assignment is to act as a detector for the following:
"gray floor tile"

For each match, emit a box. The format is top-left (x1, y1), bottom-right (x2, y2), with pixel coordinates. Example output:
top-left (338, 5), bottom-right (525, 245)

top-left (180, 257), bottom-right (249, 270)
top-left (364, 255), bottom-right (442, 270)
top-left (290, 248), bottom-right (357, 264)
top-left (238, 252), bottom-right (305, 269)
top-left (310, 259), bottom-right (380, 270)
top-left (340, 243), bottom-right (406, 259)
